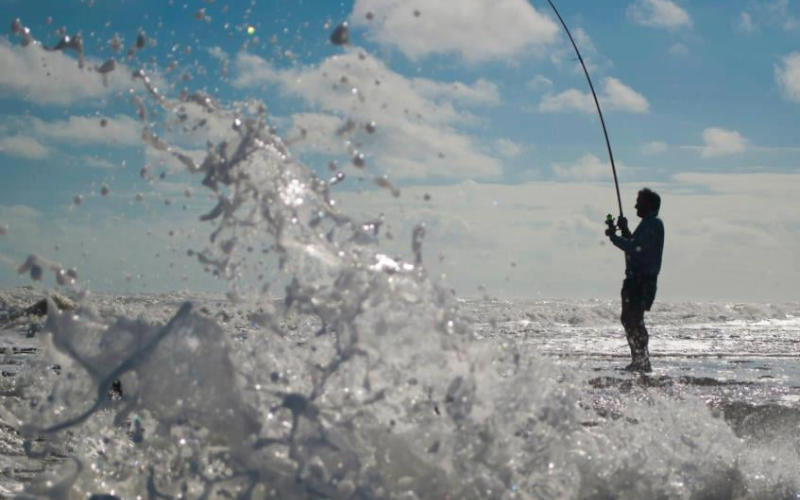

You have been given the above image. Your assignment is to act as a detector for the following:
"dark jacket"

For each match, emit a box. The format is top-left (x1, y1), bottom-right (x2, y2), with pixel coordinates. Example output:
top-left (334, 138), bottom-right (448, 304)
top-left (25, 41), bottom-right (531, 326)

top-left (609, 213), bottom-right (664, 278)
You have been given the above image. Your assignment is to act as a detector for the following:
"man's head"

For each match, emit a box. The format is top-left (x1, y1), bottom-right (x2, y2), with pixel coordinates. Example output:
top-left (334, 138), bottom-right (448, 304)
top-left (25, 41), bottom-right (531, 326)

top-left (635, 188), bottom-right (660, 218)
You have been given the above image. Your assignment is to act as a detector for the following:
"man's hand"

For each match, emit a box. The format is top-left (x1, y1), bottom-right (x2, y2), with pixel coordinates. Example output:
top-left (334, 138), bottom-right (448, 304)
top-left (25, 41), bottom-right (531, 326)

top-left (604, 214), bottom-right (616, 237)
top-left (617, 216), bottom-right (630, 237)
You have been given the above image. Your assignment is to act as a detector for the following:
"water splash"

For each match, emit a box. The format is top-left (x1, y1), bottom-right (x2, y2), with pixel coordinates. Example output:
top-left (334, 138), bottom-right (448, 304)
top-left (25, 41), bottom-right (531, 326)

top-left (4, 20), bottom-right (477, 497)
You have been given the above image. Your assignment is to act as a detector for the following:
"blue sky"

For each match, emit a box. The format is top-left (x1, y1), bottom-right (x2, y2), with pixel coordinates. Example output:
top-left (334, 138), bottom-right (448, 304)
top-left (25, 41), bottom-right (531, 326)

top-left (1, 0), bottom-right (799, 301)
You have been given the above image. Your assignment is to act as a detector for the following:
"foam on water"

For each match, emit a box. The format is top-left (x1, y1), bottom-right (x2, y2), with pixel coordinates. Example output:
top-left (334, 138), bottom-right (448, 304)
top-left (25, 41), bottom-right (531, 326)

top-left (2, 8), bottom-right (800, 499)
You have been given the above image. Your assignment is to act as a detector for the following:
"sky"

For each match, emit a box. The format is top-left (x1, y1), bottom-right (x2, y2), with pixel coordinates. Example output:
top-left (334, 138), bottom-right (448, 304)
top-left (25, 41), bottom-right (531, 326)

top-left (0, 0), bottom-right (799, 302)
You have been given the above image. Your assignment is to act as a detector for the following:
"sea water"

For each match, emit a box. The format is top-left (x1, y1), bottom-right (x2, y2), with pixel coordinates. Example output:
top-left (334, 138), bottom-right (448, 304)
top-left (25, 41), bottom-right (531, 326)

top-left (3, 291), bottom-right (800, 498)
top-left (1, 5), bottom-right (800, 500)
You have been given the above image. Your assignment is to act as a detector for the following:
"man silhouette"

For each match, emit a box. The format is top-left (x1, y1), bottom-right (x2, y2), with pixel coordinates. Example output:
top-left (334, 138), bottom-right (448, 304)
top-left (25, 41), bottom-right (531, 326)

top-left (606, 188), bottom-right (664, 372)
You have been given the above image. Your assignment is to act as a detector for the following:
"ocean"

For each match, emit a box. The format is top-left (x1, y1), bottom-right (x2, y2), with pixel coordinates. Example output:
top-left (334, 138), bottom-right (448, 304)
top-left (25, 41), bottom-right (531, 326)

top-left (2, 288), bottom-right (800, 498)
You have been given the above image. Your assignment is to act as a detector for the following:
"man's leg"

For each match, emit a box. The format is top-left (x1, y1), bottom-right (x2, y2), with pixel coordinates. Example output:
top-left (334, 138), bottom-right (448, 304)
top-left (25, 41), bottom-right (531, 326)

top-left (628, 311), bottom-right (650, 371)
top-left (621, 281), bottom-right (651, 371)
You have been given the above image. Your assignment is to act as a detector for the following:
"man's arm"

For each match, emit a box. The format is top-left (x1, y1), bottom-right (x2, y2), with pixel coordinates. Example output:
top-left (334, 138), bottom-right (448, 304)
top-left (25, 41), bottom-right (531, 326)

top-left (608, 231), bottom-right (635, 252)
top-left (607, 215), bottom-right (635, 252)
top-left (611, 218), bottom-right (662, 256)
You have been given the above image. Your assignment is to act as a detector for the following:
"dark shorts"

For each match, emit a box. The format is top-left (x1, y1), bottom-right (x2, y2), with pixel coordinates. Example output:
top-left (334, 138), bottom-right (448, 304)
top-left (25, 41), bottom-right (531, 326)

top-left (622, 275), bottom-right (658, 311)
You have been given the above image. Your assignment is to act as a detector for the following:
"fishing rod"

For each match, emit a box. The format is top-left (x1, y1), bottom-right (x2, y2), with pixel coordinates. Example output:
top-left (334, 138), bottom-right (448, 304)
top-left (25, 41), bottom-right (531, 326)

top-left (545, 0), bottom-right (624, 225)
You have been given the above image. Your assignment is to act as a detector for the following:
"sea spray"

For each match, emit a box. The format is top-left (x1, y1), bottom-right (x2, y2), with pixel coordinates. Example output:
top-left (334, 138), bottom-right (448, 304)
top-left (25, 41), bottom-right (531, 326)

top-left (5, 24), bottom-right (479, 497)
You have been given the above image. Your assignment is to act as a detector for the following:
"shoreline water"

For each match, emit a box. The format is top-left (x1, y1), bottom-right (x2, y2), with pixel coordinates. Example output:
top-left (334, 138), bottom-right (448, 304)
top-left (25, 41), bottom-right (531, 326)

top-left (2, 288), bottom-right (799, 497)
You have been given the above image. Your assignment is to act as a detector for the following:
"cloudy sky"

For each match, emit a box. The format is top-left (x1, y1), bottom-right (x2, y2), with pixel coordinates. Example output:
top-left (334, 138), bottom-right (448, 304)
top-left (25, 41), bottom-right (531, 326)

top-left (1, 0), bottom-right (799, 302)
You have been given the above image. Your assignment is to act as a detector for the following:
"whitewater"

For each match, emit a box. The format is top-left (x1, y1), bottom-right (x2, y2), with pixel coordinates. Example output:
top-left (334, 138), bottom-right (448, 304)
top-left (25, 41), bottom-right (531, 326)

top-left (2, 289), bottom-right (800, 498)
top-left (1, 6), bottom-right (800, 500)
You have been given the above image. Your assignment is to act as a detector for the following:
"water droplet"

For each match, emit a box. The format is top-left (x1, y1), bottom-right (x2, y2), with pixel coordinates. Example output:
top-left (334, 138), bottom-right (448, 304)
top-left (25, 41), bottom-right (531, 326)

top-left (352, 152), bottom-right (365, 168)
top-left (365, 121), bottom-right (377, 134)
top-left (109, 33), bottom-right (123, 52)
top-left (100, 184), bottom-right (110, 196)
top-left (73, 194), bottom-right (83, 205)
top-left (96, 58), bottom-right (116, 74)
top-left (366, 11), bottom-right (374, 20)
top-left (30, 264), bottom-right (43, 281)
top-left (329, 171), bottom-right (345, 186)
top-left (56, 269), bottom-right (71, 286)
top-left (136, 31), bottom-right (146, 49)
top-left (330, 22), bottom-right (349, 45)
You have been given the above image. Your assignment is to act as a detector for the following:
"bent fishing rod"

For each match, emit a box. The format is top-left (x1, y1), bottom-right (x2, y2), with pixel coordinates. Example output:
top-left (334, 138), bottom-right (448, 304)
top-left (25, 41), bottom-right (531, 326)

top-left (545, 0), bottom-right (624, 226)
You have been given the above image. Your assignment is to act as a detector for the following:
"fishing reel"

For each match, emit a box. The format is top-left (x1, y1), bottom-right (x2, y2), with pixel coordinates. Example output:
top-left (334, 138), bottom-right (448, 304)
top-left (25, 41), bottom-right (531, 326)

top-left (605, 214), bottom-right (616, 235)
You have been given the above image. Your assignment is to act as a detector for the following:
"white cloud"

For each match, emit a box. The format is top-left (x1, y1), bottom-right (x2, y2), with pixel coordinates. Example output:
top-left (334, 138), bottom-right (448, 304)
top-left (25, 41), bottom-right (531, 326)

top-left (0, 38), bottom-right (132, 106)
top-left (668, 43), bottom-right (689, 56)
top-left (0, 135), bottom-right (49, 159)
top-left (207, 46), bottom-right (229, 65)
top-left (700, 127), bottom-right (748, 157)
top-left (627, 0), bottom-right (692, 29)
top-left (768, 0), bottom-right (800, 31)
top-left (546, 27), bottom-right (608, 76)
top-left (336, 172), bottom-right (800, 301)
top-left (233, 50), bottom-right (503, 179)
top-left (775, 52), bottom-right (800, 103)
top-left (0, 204), bottom-right (42, 220)
top-left (411, 78), bottom-right (500, 106)
top-left (603, 77), bottom-right (650, 113)
top-left (736, 12), bottom-right (757, 33)
top-left (494, 138), bottom-right (524, 158)
top-left (231, 53), bottom-right (279, 89)
top-left (738, 2), bottom-right (800, 33)
top-left (288, 113), bottom-right (349, 155)
top-left (349, 0), bottom-right (559, 63)
top-left (82, 156), bottom-right (119, 169)
top-left (569, 28), bottom-right (608, 73)
top-left (539, 88), bottom-right (593, 113)
top-left (31, 115), bottom-right (141, 146)
top-left (539, 88), bottom-right (594, 113)
top-left (0, 114), bottom-right (142, 165)
top-left (527, 75), bottom-right (553, 92)
top-left (0, 202), bottom-right (221, 293)
top-left (5, 169), bottom-right (800, 301)
top-left (642, 141), bottom-right (668, 155)
top-left (551, 153), bottom-right (616, 181)
top-left (539, 77), bottom-right (649, 114)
